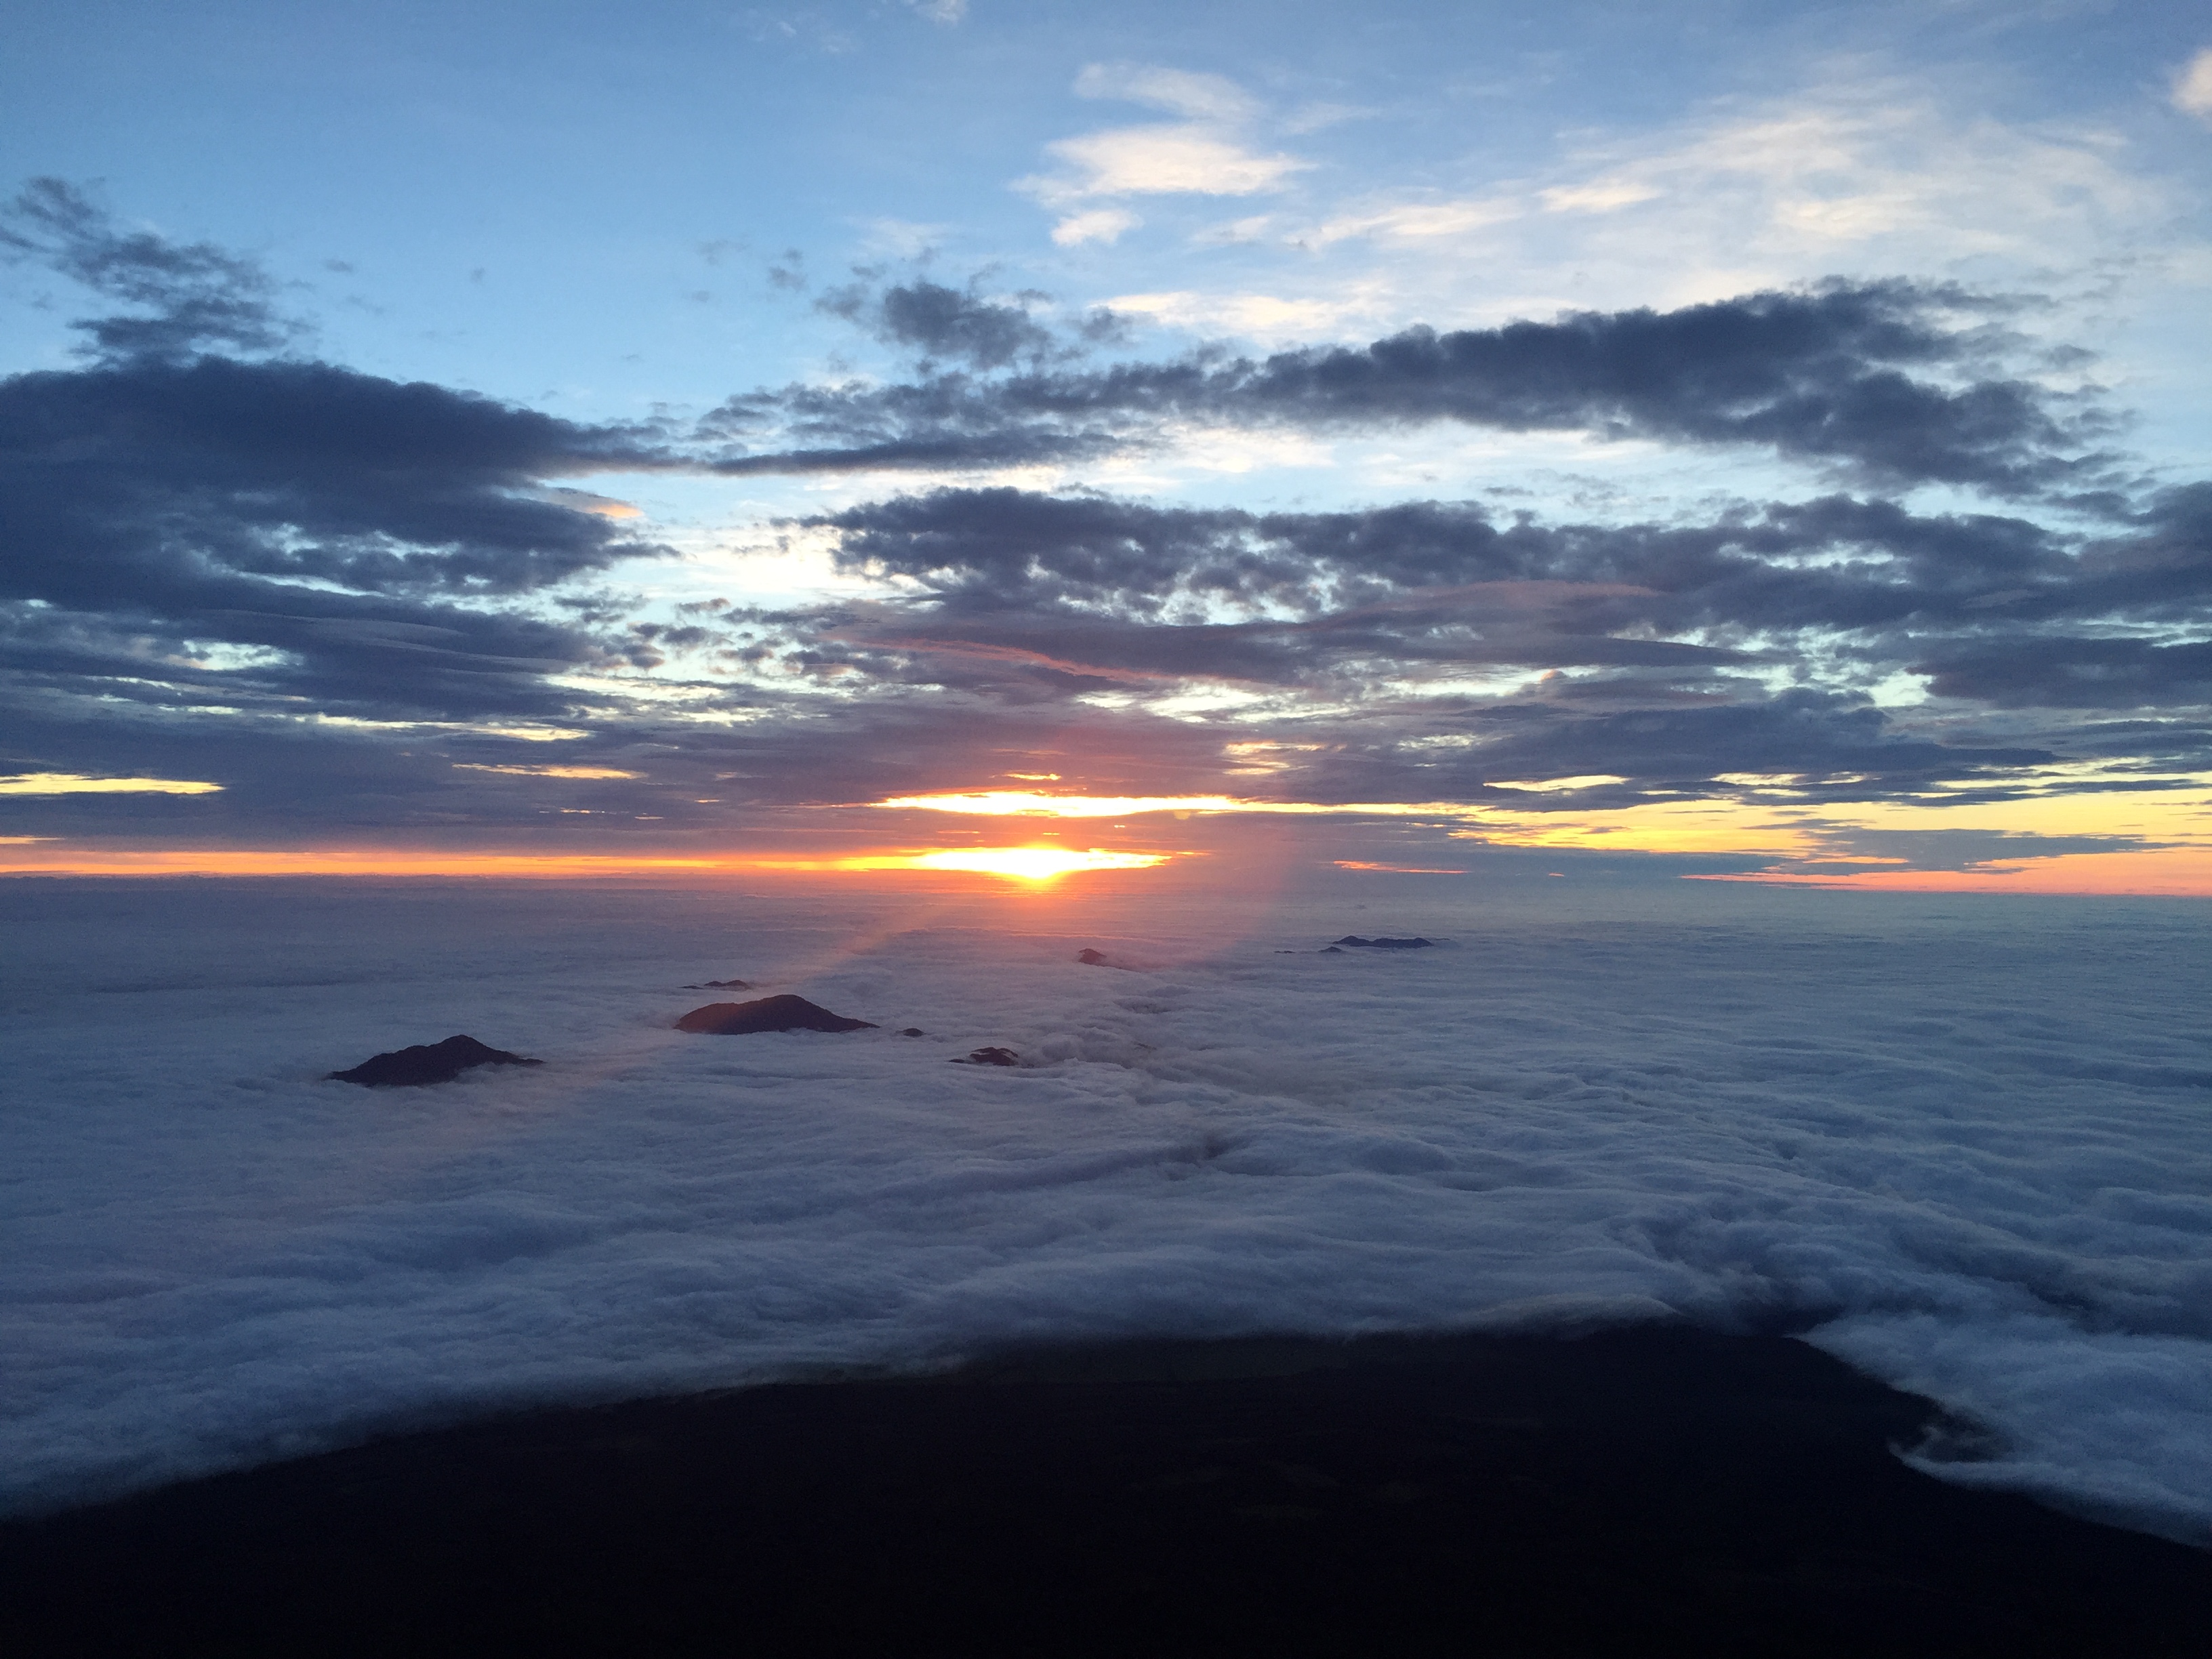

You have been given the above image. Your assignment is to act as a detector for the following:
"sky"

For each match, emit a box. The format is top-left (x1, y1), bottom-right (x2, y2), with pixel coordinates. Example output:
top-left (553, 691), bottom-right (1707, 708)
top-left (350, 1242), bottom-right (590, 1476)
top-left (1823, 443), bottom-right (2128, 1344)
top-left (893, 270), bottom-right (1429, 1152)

top-left (5, 0), bottom-right (2212, 891)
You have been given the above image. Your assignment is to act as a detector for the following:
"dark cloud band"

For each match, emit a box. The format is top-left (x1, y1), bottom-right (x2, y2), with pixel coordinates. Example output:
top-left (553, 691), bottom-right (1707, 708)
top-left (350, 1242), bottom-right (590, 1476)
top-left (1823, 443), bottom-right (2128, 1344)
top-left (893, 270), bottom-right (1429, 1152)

top-left (707, 279), bottom-right (2109, 495)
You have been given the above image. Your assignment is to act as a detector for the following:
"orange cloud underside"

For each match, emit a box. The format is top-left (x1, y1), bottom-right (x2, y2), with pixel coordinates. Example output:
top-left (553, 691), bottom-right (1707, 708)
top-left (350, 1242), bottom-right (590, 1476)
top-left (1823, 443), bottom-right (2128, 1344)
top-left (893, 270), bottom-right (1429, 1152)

top-left (1335, 860), bottom-right (1469, 874)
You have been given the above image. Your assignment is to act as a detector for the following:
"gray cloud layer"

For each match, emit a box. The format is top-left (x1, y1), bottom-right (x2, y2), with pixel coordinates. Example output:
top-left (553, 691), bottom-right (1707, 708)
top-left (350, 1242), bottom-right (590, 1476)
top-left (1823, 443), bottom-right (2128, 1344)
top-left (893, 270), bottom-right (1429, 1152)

top-left (707, 279), bottom-right (2113, 496)
top-left (2, 183), bottom-right (2205, 860)
top-left (755, 483), bottom-right (2200, 804)
top-left (815, 274), bottom-right (1126, 371)
top-left (1, 184), bottom-right (691, 750)
top-left (0, 354), bottom-right (675, 724)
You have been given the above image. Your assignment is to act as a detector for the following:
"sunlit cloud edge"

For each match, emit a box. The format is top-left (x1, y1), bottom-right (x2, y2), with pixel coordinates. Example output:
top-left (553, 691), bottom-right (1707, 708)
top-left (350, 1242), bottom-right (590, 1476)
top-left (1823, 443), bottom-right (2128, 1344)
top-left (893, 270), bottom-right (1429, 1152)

top-left (0, 773), bottom-right (225, 796)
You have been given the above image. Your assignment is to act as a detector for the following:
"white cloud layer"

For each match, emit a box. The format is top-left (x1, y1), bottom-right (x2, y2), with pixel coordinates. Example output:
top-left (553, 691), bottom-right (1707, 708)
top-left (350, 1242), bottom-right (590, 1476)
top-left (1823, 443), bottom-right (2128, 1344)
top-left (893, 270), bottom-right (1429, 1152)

top-left (1103, 285), bottom-right (1389, 340)
top-left (1155, 80), bottom-right (2177, 367)
top-left (1051, 207), bottom-right (1141, 247)
top-left (2, 880), bottom-right (2207, 1547)
top-left (1020, 61), bottom-right (1311, 245)
top-left (1029, 126), bottom-right (1309, 205)
top-left (2173, 47), bottom-right (2212, 122)
top-left (1074, 62), bottom-right (1260, 123)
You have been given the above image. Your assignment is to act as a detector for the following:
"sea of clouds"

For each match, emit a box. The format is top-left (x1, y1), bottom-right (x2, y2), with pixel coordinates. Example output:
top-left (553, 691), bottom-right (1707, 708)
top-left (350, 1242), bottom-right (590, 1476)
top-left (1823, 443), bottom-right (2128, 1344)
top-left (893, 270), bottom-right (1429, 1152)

top-left (2, 876), bottom-right (2207, 1544)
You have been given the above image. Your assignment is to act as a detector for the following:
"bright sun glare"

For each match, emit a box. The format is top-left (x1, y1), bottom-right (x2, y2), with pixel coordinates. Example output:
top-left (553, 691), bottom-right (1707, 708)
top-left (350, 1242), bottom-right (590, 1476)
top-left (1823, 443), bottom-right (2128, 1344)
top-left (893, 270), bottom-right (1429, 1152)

top-left (735, 846), bottom-right (1172, 882)
top-left (899, 846), bottom-right (1168, 881)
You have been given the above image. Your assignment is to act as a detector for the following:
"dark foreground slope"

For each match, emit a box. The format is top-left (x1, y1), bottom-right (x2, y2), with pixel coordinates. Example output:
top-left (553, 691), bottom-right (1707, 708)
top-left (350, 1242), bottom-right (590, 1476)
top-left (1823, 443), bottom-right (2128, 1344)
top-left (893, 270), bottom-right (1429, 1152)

top-left (2, 1326), bottom-right (2203, 1658)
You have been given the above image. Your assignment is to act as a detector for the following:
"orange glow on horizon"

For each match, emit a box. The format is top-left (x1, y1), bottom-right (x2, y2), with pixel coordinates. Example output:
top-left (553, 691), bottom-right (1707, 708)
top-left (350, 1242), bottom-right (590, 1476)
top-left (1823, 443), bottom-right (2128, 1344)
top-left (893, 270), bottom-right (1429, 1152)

top-left (0, 843), bottom-right (1175, 882)
top-left (10, 765), bottom-right (2211, 899)
top-left (3, 838), bottom-right (2207, 893)
top-left (750, 846), bottom-right (1173, 882)
top-left (1696, 847), bottom-right (2212, 897)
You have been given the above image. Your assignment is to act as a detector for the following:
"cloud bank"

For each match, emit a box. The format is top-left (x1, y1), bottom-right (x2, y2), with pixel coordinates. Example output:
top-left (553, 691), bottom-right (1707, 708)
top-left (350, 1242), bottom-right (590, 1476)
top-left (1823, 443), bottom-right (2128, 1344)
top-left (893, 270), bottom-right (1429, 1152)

top-left (703, 280), bottom-right (2108, 494)
top-left (1, 880), bottom-right (2207, 1547)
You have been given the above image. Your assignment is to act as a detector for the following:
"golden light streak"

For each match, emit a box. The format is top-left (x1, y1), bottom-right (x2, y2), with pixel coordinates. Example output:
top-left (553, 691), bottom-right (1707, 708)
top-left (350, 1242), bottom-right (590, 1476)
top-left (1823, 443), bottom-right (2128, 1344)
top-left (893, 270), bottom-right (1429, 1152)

top-left (0, 848), bottom-right (724, 877)
top-left (1488, 774), bottom-right (1629, 794)
top-left (875, 791), bottom-right (1469, 819)
top-left (1826, 779), bottom-right (2212, 842)
top-left (1334, 860), bottom-right (1469, 874)
top-left (1450, 798), bottom-right (1822, 857)
top-left (537, 487), bottom-right (642, 518)
top-left (1696, 848), bottom-right (2212, 896)
top-left (1223, 739), bottom-right (1326, 776)
top-left (0, 773), bottom-right (224, 796)
top-left (452, 764), bottom-right (644, 779)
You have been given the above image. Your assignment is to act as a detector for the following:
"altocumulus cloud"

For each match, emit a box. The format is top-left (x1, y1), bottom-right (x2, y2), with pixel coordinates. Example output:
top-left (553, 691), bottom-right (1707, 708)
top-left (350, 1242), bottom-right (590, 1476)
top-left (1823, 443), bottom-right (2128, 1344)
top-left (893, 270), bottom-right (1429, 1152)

top-left (759, 481), bottom-right (2208, 813)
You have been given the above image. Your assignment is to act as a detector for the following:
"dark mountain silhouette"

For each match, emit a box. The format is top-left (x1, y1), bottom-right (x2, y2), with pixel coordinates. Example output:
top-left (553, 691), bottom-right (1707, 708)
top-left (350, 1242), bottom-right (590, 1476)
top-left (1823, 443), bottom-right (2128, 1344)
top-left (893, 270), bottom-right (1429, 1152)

top-left (328, 1036), bottom-right (541, 1088)
top-left (674, 995), bottom-right (875, 1035)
